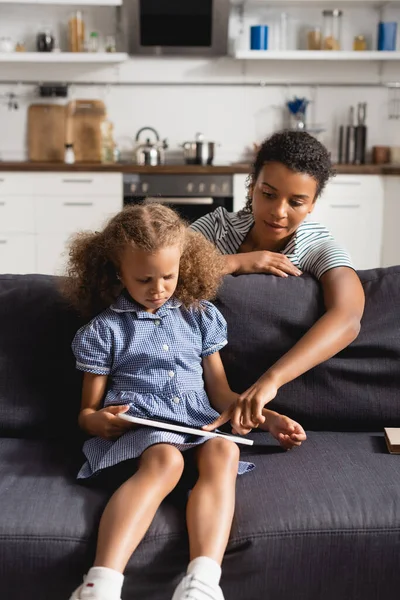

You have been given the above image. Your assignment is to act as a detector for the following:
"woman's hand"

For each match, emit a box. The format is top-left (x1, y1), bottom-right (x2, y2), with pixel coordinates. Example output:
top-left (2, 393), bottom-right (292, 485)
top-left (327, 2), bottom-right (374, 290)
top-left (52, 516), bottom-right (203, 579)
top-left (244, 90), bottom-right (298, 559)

top-left (79, 405), bottom-right (134, 440)
top-left (228, 251), bottom-right (302, 278)
top-left (203, 373), bottom-right (279, 435)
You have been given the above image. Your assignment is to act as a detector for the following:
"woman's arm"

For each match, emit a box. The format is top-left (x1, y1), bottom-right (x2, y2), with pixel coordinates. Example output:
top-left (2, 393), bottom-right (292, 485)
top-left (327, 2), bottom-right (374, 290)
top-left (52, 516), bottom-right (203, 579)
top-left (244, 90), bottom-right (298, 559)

top-left (79, 372), bottom-right (131, 439)
top-left (233, 267), bottom-right (365, 431)
top-left (224, 252), bottom-right (301, 278)
top-left (202, 352), bottom-right (307, 449)
top-left (206, 267), bottom-right (364, 435)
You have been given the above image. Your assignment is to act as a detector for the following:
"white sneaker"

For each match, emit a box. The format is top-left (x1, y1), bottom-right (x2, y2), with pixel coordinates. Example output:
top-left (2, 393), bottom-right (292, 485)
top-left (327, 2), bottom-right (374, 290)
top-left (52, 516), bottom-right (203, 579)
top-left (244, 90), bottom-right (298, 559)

top-left (68, 581), bottom-right (121, 600)
top-left (172, 573), bottom-right (225, 600)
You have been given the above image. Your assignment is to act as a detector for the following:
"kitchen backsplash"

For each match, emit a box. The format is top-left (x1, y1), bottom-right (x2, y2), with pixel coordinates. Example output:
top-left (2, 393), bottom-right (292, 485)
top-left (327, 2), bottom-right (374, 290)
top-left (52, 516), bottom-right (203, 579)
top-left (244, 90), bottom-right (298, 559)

top-left (1, 2), bottom-right (400, 164)
top-left (0, 81), bottom-right (398, 164)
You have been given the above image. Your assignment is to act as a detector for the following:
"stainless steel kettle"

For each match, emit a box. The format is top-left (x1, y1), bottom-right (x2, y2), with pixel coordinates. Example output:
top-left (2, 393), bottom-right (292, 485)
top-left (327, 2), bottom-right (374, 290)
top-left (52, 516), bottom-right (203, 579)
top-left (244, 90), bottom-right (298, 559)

top-left (134, 127), bottom-right (168, 166)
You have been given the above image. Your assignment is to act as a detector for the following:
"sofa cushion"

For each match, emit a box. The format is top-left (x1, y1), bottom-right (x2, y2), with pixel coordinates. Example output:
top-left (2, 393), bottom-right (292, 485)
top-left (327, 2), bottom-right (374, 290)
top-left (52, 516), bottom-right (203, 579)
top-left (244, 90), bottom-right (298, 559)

top-left (0, 433), bottom-right (399, 600)
top-left (0, 274), bottom-right (82, 439)
top-left (216, 266), bottom-right (400, 430)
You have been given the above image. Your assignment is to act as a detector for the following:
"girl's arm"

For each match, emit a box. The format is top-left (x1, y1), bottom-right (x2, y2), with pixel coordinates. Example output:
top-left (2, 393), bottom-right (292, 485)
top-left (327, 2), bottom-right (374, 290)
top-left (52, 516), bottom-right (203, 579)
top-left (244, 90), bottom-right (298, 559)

top-left (218, 266), bottom-right (364, 434)
top-left (201, 351), bottom-right (238, 413)
top-left (79, 372), bottom-right (131, 440)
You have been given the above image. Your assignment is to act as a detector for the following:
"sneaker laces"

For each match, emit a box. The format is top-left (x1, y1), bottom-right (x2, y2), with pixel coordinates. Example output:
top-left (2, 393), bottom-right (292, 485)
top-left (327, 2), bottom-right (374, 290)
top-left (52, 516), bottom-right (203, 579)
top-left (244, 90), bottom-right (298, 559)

top-left (183, 574), bottom-right (221, 600)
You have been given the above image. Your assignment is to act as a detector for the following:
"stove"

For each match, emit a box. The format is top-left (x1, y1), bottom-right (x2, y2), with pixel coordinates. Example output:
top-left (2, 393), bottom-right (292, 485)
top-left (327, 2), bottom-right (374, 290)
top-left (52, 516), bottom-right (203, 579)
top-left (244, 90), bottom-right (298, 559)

top-left (123, 173), bottom-right (233, 223)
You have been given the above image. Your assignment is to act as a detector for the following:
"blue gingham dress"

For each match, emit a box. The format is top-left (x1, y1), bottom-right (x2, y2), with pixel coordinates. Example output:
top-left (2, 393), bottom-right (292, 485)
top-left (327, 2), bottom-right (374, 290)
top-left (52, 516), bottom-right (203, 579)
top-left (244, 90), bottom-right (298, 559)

top-left (72, 293), bottom-right (253, 478)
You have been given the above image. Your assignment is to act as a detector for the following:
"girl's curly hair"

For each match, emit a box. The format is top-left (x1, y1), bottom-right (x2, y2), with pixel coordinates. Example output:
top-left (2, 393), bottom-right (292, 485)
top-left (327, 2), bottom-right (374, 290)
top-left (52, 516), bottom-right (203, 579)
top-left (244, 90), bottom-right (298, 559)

top-left (61, 202), bottom-right (224, 319)
top-left (242, 130), bottom-right (335, 213)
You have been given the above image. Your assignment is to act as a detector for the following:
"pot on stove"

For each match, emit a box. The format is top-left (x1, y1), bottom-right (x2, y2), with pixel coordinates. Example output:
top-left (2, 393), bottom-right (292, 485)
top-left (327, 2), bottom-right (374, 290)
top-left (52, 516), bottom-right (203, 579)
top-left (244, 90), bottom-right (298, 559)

top-left (182, 133), bottom-right (217, 165)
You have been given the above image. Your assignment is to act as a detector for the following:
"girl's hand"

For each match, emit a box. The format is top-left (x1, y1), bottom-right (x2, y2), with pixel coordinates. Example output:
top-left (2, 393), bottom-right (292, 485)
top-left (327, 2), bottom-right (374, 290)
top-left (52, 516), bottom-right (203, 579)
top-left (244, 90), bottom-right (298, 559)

top-left (203, 374), bottom-right (278, 435)
top-left (263, 411), bottom-right (307, 450)
top-left (235, 251), bottom-right (302, 278)
top-left (79, 405), bottom-right (133, 440)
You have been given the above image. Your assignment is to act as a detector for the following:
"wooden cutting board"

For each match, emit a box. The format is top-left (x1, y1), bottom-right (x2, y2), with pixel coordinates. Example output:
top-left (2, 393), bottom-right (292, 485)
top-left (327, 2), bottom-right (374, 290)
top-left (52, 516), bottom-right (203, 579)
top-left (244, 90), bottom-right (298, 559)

top-left (28, 104), bottom-right (66, 162)
top-left (66, 100), bottom-right (106, 163)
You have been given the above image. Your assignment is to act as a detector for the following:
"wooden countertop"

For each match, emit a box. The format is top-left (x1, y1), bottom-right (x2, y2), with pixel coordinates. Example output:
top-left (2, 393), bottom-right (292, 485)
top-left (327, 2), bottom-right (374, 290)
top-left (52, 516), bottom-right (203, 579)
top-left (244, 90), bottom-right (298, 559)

top-left (0, 162), bottom-right (399, 175)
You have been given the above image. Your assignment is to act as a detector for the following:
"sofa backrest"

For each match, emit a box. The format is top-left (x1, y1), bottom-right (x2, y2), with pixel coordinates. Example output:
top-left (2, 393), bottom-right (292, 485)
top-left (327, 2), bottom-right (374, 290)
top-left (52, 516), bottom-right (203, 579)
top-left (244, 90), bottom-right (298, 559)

top-left (0, 268), bottom-right (399, 438)
top-left (0, 275), bottom-right (83, 440)
top-left (216, 266), bottom-right (400, 430)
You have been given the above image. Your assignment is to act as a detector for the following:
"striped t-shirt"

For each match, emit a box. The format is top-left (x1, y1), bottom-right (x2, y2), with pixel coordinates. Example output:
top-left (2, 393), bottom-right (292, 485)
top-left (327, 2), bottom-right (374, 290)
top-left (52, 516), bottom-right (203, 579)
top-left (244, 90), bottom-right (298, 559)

top-left (190, 207), bottom-right (353, 280)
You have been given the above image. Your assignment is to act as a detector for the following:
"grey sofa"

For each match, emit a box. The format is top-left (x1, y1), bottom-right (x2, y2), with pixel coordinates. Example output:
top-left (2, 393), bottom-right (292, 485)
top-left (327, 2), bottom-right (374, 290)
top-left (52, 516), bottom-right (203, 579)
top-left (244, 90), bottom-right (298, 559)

top-left (0, 268), bottom-right (399, 600)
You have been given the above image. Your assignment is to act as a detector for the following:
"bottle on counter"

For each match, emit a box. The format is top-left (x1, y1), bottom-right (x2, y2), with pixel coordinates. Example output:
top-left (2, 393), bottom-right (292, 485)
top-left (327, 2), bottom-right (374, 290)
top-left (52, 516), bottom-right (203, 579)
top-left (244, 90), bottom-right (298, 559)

top-left (100, 118), bottom-right (116, 163)
top-left (68, 11), bottom-right (85, 52)
top-left (64, 143), bottom-right (75, 164)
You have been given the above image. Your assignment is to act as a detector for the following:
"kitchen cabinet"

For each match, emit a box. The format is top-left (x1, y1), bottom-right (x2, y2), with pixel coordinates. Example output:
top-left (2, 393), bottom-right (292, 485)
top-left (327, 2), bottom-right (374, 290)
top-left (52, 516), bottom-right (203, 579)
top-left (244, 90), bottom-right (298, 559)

top-left (382, 177), bottom-right (400, 268)
top-left (234, 173), bottom-right (384, 270)
top-left (310, 175), bottom-right (384, 270)
top-left (0, 172), bottom-right (123, 275)
top-left (233, 174), bottom-right (248, 212)
top-left (0, 234), bottom-right (36, 274)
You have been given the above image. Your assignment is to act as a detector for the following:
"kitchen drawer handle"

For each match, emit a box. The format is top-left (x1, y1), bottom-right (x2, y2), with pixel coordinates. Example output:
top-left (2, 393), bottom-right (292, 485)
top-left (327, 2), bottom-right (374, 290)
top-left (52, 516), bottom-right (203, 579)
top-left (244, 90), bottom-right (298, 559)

top-left (0, 240), bottom-right (7, 244)
top-left (62, 179), bottom-right (94, 184)
top-left (329, 204), bottom-right (361, 209)
top-left (150, 197), bottom-right (214, 205)
top-left (63, 201), bottom-right (94, 207)
top-left (0, 202), bottom-right (5, 206)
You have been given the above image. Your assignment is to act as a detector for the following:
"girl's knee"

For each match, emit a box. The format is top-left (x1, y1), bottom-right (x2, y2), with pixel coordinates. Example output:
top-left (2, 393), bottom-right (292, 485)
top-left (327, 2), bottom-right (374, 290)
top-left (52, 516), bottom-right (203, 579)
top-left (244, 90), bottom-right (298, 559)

top-left (141, 444), bottom-right (184, 479)
top-left (199, 438), bottom-right (240, 472)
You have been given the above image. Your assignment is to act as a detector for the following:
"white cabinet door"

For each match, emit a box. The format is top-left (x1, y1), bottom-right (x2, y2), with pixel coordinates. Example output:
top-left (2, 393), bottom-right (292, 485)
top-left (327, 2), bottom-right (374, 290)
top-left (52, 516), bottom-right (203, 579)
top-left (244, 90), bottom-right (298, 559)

top-left (35, 195), bottom-right (122, 234)
top-left (382, 177), bottom-right (400, 267)
top-left (0, 234), bottom-right (36, 274)
top-left (36, 234), bottom-right (71, 275)
top-left (0, 196), bottom-right (35, 233)
top-left (233, 174), bottom-right (248, 212)
top-left (311, 175), bottom-right (384, 270)
top-left (31, 173), bottom-right (123, 197)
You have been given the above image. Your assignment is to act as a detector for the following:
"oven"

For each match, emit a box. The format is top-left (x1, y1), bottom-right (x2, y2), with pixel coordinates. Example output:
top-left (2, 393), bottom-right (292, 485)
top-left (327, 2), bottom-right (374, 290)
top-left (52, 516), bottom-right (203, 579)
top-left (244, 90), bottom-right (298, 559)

top-left (123, 0), bottom-right (230, 57)
top-left (123, 174), bottom-right (233, 223)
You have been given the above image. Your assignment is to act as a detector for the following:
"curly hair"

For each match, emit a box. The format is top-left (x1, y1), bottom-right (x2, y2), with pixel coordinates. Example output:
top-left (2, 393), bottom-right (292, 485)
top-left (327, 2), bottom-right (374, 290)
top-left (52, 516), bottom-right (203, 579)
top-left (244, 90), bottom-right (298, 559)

top-left (242, 130), bottom-right (335, 213)
top-left (61, 202), bottom-right (224, 319)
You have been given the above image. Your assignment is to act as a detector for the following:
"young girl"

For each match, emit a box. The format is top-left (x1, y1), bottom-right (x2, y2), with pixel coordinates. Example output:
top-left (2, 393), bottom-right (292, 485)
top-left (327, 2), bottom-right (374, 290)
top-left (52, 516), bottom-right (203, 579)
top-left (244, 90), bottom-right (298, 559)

top-left (63, 203), bottom-right (306, 600)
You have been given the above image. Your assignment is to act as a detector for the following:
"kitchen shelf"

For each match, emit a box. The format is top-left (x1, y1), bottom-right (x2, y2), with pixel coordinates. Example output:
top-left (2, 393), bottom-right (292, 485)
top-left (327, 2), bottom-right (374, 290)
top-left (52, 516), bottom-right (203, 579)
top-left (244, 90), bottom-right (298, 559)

top-left (232, 0), bottom-right (400, 6)
top-left (234, 50), bottom-right (400, 61)
top-left (0, 52), bottom-right (127, 63)
top-left (0, 0), bottom-right (122, 5)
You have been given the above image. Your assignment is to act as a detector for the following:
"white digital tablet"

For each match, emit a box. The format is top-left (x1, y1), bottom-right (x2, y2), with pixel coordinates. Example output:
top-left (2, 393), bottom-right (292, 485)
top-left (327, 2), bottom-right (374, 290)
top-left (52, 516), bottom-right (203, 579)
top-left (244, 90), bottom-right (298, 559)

top-left (118, 413), bottom-right (254, 446)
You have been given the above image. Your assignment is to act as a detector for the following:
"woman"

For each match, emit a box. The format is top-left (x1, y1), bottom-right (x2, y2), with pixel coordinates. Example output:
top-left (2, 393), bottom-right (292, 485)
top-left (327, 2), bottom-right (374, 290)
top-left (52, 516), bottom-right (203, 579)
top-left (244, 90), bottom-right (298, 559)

top-left (192, 130), bottom-right (365, 436)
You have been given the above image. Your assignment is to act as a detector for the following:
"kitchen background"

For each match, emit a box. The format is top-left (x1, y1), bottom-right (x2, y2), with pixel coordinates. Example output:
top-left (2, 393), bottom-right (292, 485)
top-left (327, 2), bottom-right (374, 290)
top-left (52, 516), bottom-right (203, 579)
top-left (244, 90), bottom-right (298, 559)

top-left (0, 0), bottom-right (400, 275)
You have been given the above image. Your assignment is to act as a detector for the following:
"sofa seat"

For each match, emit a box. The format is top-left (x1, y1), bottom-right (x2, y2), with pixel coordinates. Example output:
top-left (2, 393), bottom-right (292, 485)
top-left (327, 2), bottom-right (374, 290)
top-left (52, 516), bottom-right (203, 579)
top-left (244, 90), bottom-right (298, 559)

top-left (1, 432), bottom-right (399, 600)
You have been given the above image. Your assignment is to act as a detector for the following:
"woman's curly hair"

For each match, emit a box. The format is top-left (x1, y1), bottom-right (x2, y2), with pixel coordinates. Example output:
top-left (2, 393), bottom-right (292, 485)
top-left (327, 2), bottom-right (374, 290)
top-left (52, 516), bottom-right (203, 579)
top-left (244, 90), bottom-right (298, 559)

top-left (242, 130), bottom-right (335, 213)
top-left (61, 202), bottom-right (224, 319)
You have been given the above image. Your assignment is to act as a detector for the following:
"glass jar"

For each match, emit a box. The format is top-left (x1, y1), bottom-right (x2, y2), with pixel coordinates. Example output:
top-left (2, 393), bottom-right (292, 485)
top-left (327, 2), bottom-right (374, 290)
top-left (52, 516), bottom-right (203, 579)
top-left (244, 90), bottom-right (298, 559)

top-left (89, 31), bottom-right (99, 53)
top-left (307, 28), bottom-right (322, 50)
top-left (353, 35), bottom-right (367, 51)
top-left (322, 9), bottom-right (342, 50)
top-left (68, 10), bottom-right (85, 52)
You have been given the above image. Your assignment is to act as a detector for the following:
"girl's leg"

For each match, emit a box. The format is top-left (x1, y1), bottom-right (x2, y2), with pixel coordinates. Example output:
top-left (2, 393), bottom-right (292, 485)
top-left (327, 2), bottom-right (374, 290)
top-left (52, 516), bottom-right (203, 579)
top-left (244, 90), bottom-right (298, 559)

top-left (95, 443), bottom-right (184, 570)
top-left (72, 444), bottom-right (184, 600)
top-left (172, 438), bottom-right (239, 600)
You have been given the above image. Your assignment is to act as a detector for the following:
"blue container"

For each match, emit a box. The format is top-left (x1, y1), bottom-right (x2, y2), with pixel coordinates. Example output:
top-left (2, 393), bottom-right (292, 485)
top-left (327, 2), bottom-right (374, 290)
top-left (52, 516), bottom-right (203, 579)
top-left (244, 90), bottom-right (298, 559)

top-left (378, 22), bottom-right (397, 51)
top-left (250, 25), bottom-right (268, 50)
